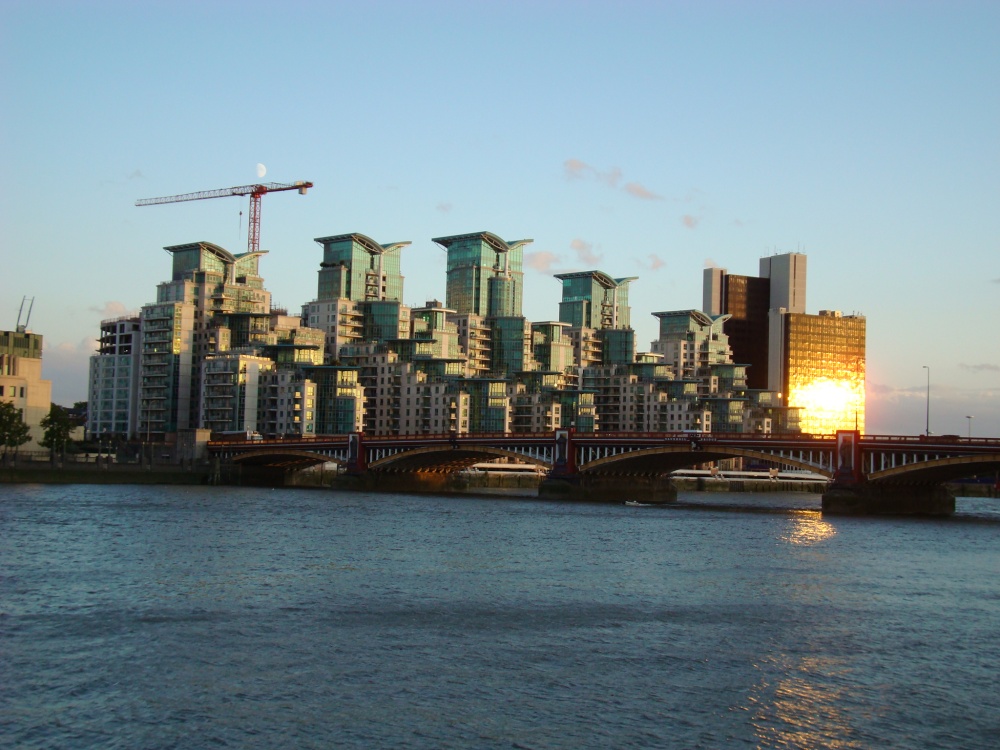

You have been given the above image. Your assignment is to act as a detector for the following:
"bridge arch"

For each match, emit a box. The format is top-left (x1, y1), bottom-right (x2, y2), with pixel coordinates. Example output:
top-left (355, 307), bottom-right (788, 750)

top-left (230, 449), bottom-right (345, 467)
top-left (369, 445), bottom-right (551, 472)
top-left (581, 445), bottom-right (834, 478)
top-left (868, 454), bottom-right (1000, 484)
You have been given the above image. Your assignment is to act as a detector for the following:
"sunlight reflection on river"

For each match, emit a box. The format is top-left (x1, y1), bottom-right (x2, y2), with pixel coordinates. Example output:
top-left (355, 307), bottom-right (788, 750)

top-left (781, 511), bottom-right (837, 545)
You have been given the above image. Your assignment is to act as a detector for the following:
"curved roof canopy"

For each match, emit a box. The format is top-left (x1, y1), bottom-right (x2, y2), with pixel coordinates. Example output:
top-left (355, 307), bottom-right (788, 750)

top-left (652, 309), bottom-right (731, 327)
top-left (554, 270), bottom-right (637, 290)
top-left (164, 241), bottom-right (269, 263)
top-left (432, 231), bottom-right (533, 254)
top-left (313, 233), bottom-right (411, 255)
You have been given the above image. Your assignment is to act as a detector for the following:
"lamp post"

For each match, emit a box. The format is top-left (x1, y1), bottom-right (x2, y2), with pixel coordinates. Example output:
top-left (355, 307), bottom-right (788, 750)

top-left (966, 415), bottom-right (973, 439)
top-left (922, 365), bottom-right (930, 436)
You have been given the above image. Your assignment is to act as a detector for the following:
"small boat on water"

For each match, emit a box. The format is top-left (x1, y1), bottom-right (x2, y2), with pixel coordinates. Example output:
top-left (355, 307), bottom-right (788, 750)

top-left (624, 500), bottom-right (648, 507)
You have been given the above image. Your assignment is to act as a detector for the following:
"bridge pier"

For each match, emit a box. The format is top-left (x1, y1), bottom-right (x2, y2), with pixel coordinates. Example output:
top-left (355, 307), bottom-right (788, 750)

top-left (822, 482), bottom-right (955, 516)
top-left (540, 473), bottom-right (677, 504)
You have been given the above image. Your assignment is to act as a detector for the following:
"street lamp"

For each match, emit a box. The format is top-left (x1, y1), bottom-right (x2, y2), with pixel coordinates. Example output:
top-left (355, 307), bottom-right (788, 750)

top-left (922, 365), bottom-right (930, 436)
top-left (966, 415), bottom-right (974, 439)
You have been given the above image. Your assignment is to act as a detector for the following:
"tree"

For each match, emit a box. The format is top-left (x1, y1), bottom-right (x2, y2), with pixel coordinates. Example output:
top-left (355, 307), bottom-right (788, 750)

top-left (40, 404), bottom-right (75, 458)
top-left (70, 401), bottom-right (89, 427)
top-left (0, 401), bottom-right (32, 459)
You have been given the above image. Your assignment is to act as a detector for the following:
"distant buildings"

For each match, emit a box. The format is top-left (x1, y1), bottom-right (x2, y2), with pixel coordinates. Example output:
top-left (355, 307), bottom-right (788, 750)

top-left (87, 316), bottom-right (141, 438)
top-left (703, 252), bottom-right (806, 390)
top-left (86, 234), bottom-right (862, 443)
top-left (1, 328), bottom-right (52, 449)
top-left (705, 251), bottom-right (865, 433)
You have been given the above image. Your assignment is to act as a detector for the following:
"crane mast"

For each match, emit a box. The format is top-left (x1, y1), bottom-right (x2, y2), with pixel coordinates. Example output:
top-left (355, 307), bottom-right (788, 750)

top-left (136, 181), bottom-right (313, 254)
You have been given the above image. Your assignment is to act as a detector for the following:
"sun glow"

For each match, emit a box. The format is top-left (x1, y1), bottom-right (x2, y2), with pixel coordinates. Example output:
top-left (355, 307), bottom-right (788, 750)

top-left (790, 377), bottom-right (865, 435)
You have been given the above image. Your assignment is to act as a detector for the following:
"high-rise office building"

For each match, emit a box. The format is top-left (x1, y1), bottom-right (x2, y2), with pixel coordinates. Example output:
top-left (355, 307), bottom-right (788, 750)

top-left (434, 232), bottom-right (531, 317)
top-left (759, 253), bottom-right (807, 314)
top-left (703, 252), bottom-right (806, 389)
top-left (704, 252), bottom-right (863, 434)
top-left (768, 309), bottom-right (866, 435)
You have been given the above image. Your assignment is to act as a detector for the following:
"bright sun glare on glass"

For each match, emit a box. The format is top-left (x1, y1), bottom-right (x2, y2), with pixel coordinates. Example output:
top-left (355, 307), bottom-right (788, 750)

top-left (790, 378), bottom-right (864, 435)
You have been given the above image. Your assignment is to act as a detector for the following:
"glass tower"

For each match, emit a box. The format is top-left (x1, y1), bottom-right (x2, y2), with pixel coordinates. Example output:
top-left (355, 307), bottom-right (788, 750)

top-left (434, 232), bottom-right (531, 317)
top-left (769, 310), bottom-right (866, 435)
top-left (555, 270), bottom-right (636, 330)
top-left (314, 233), bottom-right (409, 302)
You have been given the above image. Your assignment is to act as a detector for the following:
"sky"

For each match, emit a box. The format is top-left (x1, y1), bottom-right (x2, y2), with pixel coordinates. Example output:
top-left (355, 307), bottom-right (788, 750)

top-left (2, 0), bottom-right (998, 436)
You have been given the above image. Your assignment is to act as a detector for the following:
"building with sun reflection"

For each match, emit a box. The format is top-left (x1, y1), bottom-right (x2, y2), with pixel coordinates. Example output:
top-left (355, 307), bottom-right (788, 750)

top-left (768, 309), bottom-right (866, 434)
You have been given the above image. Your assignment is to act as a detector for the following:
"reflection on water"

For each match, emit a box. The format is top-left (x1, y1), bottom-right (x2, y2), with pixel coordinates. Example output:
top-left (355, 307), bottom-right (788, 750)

top-left (781, 511), bottom-right (837, 545)
top-left (748, 654), bottom-right (862, 749)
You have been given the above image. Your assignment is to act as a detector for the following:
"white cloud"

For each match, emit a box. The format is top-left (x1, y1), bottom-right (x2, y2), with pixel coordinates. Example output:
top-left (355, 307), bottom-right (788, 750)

top-left (565, 158), bottom-right (661, 200)
top-left (570, 238), bottom-right (603, 266)
top-left (564, 158), bottom-right (591, 180)
top-left (525, 251), bottom-right (562, 273)
top-left (623, 182), bottom-right (662, 200)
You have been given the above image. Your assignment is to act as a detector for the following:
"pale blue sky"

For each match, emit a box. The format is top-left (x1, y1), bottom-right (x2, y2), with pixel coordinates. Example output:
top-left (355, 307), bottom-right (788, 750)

top-left (2, 0), bottom-right (998, 435)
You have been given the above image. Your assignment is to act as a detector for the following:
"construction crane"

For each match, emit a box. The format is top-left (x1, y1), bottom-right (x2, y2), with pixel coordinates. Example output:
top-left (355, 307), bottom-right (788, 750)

top-left (136, 181), bottom-right (313, 254)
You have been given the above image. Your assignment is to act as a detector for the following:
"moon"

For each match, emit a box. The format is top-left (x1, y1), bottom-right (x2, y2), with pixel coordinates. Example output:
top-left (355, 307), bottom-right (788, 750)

top-left (256, 163), bottom-right (267, 178)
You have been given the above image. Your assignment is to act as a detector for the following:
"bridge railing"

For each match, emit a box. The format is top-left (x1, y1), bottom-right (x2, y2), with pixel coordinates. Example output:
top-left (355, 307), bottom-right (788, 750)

top-left (208, 431), bottom-right (1000, 449)
top-left (861, 434), bottom-right (1000, 446)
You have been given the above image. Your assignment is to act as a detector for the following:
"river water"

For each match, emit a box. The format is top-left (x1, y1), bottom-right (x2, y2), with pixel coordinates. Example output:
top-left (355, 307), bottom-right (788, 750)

top-left (2, 485), bottom-right (999, 749)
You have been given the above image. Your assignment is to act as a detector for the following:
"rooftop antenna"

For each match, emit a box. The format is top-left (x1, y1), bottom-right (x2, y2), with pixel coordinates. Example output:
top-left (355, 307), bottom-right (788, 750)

top-left (16, 296), bottom-right (34, 333)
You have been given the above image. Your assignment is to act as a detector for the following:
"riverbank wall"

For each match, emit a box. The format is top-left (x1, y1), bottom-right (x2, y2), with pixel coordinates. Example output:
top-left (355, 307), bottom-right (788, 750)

top-left (0, 462), bottom-right (210, 485)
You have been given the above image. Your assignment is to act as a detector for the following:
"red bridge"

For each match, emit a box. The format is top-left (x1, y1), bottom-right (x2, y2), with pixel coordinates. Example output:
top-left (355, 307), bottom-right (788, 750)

top-left (208, 430), bottom-right (1000, 515)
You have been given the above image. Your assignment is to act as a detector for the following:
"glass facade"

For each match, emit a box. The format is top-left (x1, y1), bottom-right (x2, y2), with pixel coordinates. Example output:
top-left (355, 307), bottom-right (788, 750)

top-left (556, 271), bottom-right (635, 330)
top-left (434, 232), bottom-right (530, 317)
top-left (465, 379), bottom-right (509, 433)
top-left (718, 274), bottom-right (771, 389)
top-left (780, 312), bottom-right (866, 435)
top-left (304, 367), bottom-right (365, 434)
top-left (531, 322), bottom-right (573, 373)
top-left (314, 234), bottom-right (408, 302)
top-left (361, 300), bottom-right (405, 344)
top-left (490, 317), bottom-right (529, 375)
top-left (599, 328), bottom-right (635, 366)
